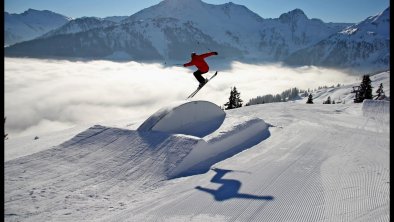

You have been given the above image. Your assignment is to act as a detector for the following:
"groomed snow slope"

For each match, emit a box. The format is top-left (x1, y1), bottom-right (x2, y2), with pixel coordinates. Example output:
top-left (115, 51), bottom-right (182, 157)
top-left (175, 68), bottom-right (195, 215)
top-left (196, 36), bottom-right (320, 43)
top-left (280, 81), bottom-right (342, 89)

top-left (109, 102), bottom-right (389, 222)
top-left (5, 100), bottom-right (389, 221)
top-left (362, 99), bottom-right (390, 124)
top-left (5, 100), bottom-right (269, 221)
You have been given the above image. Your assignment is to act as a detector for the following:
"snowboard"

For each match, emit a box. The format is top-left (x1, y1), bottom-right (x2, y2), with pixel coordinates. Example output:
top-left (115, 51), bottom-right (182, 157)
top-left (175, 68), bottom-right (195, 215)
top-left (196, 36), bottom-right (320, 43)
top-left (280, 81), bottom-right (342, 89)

top-left (187, 71), bottom-right (218, 99)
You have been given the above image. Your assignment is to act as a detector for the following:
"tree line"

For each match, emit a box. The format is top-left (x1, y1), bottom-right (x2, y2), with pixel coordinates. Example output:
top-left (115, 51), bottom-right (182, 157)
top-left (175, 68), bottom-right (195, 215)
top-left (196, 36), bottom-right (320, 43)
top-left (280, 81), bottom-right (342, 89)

top-left (245, 87), bottom-right (306, 106)
top-left (223, 74), bottom-right (386, 110)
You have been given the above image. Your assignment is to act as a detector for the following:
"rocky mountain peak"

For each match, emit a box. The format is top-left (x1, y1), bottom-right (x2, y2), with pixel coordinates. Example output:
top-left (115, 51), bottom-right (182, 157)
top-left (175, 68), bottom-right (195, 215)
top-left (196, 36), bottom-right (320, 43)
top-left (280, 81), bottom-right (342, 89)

top-left (279, 8), bottom-right (308, 23)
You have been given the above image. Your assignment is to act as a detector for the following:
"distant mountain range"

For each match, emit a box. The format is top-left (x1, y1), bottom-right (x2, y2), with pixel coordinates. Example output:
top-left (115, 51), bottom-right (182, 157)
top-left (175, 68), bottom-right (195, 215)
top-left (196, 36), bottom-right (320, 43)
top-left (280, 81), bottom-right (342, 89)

top-left (284, 7), bottom-right (390, 72)
top-left (4, 0), bottom-right (390, 73)
top-left (4, 9), bottom-right (72, 46)
top-left (4, 9), bottom-right (128, 46)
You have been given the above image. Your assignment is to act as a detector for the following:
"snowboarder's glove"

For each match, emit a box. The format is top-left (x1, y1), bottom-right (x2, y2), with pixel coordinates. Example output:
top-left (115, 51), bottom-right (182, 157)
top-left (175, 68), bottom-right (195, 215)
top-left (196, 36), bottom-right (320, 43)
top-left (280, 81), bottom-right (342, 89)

top-left (213, 52), bottom-right (218, 55)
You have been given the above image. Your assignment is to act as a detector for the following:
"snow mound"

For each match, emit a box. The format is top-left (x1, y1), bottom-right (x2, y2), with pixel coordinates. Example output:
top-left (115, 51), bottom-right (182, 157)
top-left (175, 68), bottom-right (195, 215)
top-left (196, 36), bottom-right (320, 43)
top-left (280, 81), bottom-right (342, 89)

top-left (137, 100), bottom-right (226, 137)
top-left (362, 99), bottom-right (390, 124)
top-left (170, 116), bottom-right (269, 178)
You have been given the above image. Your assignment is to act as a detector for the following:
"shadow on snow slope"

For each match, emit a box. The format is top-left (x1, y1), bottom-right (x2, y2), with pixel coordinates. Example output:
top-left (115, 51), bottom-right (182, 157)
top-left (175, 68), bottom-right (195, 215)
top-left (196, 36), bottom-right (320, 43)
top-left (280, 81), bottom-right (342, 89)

top-left (196, 168), bottom-right (274, 201)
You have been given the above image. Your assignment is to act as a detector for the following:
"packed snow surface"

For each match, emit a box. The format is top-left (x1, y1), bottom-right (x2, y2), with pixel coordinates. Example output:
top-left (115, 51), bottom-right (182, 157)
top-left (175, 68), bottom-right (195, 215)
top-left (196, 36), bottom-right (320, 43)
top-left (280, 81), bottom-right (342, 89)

top-left (5, 97), bottom-right (390, 221)
top-left (362, 99), bottom-right (389, 123)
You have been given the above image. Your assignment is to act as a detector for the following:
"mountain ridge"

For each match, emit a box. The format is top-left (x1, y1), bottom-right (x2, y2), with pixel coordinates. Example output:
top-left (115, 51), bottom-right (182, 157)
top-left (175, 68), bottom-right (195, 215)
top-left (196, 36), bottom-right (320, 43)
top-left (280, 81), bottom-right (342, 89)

top-left (284, 7), bottom-right (390, 73)
top-left (5, 1), bottom-right (388, 72)
top-left (4, 9), bottom-right (72, 46)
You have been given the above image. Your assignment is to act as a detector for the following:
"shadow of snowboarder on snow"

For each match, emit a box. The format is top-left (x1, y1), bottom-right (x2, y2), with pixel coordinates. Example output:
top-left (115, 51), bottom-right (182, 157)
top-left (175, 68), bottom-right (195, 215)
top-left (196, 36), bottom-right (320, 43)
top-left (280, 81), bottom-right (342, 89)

top-left (195, 168), bottom-right (274, 201)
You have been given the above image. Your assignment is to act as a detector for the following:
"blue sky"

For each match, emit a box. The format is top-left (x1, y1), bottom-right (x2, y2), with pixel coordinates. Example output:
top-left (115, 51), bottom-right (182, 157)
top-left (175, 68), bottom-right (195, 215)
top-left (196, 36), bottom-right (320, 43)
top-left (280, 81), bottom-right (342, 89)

top-left (5, 0), bottom-right (389, 23)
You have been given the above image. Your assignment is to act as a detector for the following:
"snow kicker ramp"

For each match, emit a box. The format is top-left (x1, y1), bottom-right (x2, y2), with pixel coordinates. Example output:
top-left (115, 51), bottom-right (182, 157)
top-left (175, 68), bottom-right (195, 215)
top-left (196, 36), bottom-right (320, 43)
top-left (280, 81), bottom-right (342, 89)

top-left (136, 100), bottom-right (269, 177)
top-left (137, 100), bottom-right (226, 137)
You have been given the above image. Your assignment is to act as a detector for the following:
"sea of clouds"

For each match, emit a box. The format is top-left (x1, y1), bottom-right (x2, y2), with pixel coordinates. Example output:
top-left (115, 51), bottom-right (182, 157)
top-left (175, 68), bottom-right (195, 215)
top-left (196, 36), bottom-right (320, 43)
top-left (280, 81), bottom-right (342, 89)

top-left (5, 58), bottom-right (358, 138)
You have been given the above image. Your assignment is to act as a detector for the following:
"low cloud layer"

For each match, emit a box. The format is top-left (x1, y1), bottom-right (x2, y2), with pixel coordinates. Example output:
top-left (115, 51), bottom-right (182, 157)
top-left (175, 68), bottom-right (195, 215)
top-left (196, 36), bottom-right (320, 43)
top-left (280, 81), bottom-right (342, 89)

top-left (5, 58), bottom-right (357, 138)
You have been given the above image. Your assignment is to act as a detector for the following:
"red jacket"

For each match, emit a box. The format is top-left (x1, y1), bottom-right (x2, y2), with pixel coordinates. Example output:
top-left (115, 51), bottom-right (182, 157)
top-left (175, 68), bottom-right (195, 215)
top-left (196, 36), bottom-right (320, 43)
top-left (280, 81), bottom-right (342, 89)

top-left (183, 52), bottom-right (217, 73)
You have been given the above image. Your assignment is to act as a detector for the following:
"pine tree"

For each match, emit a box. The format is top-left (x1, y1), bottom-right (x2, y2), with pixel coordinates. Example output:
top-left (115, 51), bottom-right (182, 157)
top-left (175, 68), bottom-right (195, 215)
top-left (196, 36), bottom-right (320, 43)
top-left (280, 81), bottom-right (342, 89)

top-left (224, 87), bottom-right (243, 110)
top-left (325, 96), bottom-right (331, 104)
top-left (375, 83), bottom-right (385, 99)
top-left (354, 75), bottom-right (373, 103)
top-left (352, 86), bottom-right (362, 103)
top-left (363, 75), bottom-right (373, 100)
top-left (306, 94), bottom-right (314, 104)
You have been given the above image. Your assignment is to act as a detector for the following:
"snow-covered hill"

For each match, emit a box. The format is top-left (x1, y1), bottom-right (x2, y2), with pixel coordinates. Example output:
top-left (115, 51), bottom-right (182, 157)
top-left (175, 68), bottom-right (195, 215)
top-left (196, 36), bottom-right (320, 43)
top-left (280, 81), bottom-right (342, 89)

top-left (4, 9), bottom-right (72, 46)
top-left (284, 7), bottom-right (390, 73)
top-left (299, 71), bottom-right (390, 104)
top-left (4, 71), bottom-right (390, 221)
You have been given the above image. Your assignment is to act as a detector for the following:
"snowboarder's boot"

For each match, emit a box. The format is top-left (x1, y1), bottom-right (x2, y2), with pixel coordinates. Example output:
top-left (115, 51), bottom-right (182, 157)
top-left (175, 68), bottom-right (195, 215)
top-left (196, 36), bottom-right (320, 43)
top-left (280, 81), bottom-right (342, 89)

top-left (199, 78), bottom-right (208, 88)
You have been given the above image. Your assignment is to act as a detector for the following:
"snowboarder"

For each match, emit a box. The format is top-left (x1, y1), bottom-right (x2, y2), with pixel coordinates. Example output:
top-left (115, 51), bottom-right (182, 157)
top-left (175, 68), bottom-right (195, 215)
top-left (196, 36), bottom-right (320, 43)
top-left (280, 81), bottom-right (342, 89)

top-left (183, 51), bottom-right (218, 87)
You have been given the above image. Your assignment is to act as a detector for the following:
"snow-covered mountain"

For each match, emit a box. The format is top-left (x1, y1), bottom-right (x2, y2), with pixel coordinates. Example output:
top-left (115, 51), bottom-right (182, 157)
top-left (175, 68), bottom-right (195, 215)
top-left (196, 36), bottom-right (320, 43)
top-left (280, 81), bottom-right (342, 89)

top-left (4, 9), bottom-right (72, 46)
top-left (3, 23), bottom-right (164, 60)
top-left (4, 0), bottom-right (350, 61)
top-left (258, 9), bottom-right (351, 60)
top-left (284, 7), bottom-right (390, 73)
top-left (122, 0), bottom-right (266, 58)
top-left (40, 17), bottom-right (117, 39)
top-left (124, 0), bottom-right (350, 60)
top-left (103, 16), bottom-right (128, 23)
top-left (5, 70), bottom-right (390, 221)
top-left (4, 1), bottom-right (389, 72)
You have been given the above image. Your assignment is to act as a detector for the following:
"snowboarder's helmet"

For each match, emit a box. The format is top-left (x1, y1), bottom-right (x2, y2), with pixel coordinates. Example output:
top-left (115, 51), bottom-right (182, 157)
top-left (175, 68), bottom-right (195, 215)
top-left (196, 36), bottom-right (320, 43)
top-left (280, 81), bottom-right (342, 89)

top-left (191, 52), bottom-right (196, 57)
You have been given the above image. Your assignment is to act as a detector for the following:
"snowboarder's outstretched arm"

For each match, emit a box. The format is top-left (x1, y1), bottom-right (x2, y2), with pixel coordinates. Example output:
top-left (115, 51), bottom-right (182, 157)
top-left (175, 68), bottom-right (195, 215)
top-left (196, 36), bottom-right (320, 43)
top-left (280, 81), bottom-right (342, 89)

top-left (183, 61), bottom-right (193, 67)
top-left (183, 51), bottom-right (218, 67)
top-left (200, 51), bottom-right (218, 59)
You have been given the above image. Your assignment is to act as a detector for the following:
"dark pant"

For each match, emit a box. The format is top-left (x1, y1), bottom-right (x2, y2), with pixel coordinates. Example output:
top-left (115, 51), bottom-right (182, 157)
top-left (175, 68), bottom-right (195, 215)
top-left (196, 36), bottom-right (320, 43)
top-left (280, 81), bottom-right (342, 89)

top-left (193, 70), bottom-right (207, 84)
